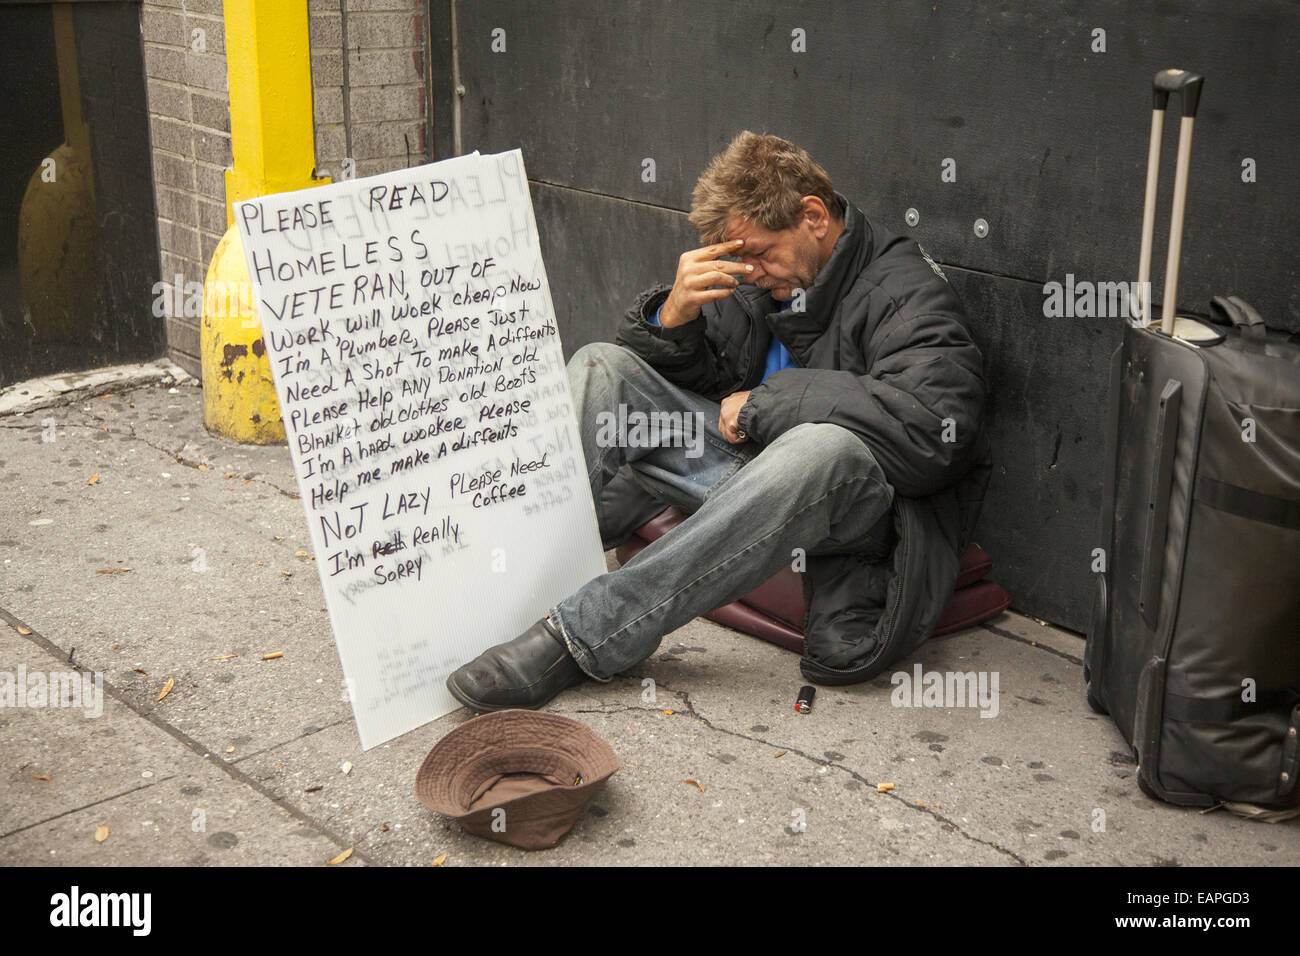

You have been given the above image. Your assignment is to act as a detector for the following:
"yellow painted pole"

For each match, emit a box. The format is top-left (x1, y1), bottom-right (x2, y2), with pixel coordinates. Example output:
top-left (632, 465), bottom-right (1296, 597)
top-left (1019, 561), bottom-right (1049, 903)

top-left (203, 0), bottom-right (328, 442)
top-left (17, 5), bottom-right (98, 344)
top-left (53, 7), bottom-right (91, 161)
top-left (222, 0), bottom-right (325, 225)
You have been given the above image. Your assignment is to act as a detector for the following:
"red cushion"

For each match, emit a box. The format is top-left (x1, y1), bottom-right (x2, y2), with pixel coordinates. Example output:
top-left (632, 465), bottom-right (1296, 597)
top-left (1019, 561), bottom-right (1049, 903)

top-left (613, 508), bottom-right (1009, 650)
top-left (955, 545), bottom-right (994, 590)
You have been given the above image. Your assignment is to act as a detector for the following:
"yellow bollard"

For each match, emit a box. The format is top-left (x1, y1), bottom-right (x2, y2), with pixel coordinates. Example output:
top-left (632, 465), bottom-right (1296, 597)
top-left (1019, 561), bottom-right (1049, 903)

top-left (201, 226), bottom-right (285, 443)
top-left (202, 0), bottom-right (325, 441)
top-left (16, 6), bottom-right (98, 348)
top-left (17, 143), bottom-right (97, 346)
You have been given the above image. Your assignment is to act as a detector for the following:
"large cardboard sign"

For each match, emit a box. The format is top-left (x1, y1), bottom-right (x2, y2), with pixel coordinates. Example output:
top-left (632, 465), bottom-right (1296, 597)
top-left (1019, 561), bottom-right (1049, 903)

top-left (235, 149), bottom-right (605, 749)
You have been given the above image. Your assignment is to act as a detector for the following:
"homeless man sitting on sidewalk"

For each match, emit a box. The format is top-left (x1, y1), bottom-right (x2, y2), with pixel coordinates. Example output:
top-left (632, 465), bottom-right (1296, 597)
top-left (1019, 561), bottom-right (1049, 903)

top-left (447, 131), bottom-right (992, 712)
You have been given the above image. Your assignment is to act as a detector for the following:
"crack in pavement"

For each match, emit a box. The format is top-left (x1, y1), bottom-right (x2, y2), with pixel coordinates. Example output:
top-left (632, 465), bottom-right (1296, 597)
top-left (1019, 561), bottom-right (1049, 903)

top-left (0, 607), bottom-right (375, 866)
top-left (9, 391), bottom-right (301, 500)
top-left (226, 716), bottom-right (356, 774)
top-left (981, 621), bottom-right (1084, 666)
top-left (561, 674), bottom-right (1028, 865)
top-left (0, 776), bottom-right (180, 840)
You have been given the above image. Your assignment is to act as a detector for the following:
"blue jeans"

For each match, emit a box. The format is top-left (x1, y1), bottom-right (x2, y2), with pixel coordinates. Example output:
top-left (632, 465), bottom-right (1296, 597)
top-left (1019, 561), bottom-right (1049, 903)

top-left (549, 341), bottom-right (895, 679)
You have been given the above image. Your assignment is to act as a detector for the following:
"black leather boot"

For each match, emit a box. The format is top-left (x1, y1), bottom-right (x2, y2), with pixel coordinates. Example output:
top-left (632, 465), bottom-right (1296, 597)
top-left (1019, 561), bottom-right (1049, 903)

top-left (446, 617), bottom-right (588, 712)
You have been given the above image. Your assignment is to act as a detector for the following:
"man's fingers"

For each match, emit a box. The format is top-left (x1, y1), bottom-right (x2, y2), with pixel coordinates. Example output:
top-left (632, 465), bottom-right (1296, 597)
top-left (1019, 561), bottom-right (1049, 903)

top-left (696, 270), bottom-right (741, 289)
top-left (682, 272), bottom-right (741, 295)
top-left (686, 239), bottom-right (745, 261)
top-left (666, 241), bottom-right (747, 327)
top-left (714, 258), bottom-right (754, 275)
top-left (707, 238), bottom-right (746, 257)
top-left (686, 266), bottom-right (749, 291)
top-left (690, 258), bottom-right (752, 277)
top-left (718, 396), bottom-right (744, 443)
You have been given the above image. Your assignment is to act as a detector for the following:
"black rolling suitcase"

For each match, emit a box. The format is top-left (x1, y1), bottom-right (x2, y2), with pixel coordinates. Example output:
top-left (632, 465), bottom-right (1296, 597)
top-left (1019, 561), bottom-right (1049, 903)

top-left (1084, 69), bottom-right (1300, 811)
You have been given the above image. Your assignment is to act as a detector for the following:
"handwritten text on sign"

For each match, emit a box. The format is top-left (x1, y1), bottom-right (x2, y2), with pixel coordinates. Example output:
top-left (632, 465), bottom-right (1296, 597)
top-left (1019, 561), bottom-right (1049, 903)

top-left (236, 150), bottom-right (605, 749)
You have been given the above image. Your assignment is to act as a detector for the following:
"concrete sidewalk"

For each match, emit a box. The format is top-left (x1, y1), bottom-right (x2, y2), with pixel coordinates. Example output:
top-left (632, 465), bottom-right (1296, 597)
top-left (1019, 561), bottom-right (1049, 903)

top-left (1, 368), bottom-right (1296, 866)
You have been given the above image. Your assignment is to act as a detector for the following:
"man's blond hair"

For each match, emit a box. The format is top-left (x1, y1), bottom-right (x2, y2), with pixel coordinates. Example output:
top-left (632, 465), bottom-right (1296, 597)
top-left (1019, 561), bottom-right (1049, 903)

top-left (688, 131), bottom-right (841, 244)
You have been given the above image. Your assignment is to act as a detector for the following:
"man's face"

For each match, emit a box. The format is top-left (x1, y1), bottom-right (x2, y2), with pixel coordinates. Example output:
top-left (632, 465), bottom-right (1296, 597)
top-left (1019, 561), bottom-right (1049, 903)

top-left (723, 213), bottom-right (825, 301)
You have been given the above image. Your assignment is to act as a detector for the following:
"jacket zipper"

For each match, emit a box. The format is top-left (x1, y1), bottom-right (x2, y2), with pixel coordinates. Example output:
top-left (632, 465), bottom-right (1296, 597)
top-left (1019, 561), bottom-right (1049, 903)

top-left (736, 292), bottom-right (807, 389)
top-left (731, 291), bottom-right (766, 391)
top-left (877, 506), bottom-right (907, 647)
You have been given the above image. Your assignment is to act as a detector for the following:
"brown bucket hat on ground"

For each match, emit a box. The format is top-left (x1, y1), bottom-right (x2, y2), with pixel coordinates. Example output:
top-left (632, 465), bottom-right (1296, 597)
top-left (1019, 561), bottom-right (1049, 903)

top-left (415, 709), bottom-right (619, 851)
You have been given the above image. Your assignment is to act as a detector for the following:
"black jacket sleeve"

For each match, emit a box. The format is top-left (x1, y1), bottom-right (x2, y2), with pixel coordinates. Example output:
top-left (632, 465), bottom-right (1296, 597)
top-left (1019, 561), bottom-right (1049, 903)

top-left (613, 285), bottom-right (736, 401)
top-left (735, 311), bottom-right (987, 497)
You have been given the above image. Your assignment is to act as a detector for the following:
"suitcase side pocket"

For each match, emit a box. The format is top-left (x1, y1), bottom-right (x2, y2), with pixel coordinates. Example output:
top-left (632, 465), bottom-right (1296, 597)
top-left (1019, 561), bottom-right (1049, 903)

top-left (1139, 379), bottom-right (1182, 629)
top-left (1134, 654), bottom-right (1170, 799)
top-left (1279, 704), bottom-right (1299, 798)
top-left (1084, 343), bottom-right (1127, 713)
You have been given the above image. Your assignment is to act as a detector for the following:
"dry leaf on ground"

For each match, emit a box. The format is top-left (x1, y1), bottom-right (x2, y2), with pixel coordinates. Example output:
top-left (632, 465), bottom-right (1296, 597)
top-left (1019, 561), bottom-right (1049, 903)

top-left (431, 854), bottom-right (447, 867)
top-left (87, 473), bottom-right (100, 485)
top-left (33, 774), bottom-right (51, 782)
top-left (93, 824), bottom-right (109, 843)
top-left (156, 677), bottom-right (174, 702)
top-left (326, 846), bottom-right (353, 865)
top-left (774, 750), bottom-right (788, 758)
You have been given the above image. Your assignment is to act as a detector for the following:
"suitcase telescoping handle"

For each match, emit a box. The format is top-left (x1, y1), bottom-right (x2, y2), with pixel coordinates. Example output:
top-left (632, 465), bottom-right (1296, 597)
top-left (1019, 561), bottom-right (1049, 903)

top-left (1137, 69), bottom-right (1205, 334)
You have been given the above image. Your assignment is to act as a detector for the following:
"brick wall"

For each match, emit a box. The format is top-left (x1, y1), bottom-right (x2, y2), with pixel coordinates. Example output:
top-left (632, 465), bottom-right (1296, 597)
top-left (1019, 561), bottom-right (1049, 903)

top-left (140, 0), bottom-right (430, 380)
top-left (310, 0), bottom-right (431, 181)
top-left (141, 0), bottom-right (230, 379)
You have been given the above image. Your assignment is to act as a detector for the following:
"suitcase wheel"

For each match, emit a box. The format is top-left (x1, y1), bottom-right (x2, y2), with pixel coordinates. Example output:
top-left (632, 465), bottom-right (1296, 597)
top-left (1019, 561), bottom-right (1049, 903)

top-left (1136, 750), bottom-right (1161, 801)
top-left (1083, 665), bottom-right (1108, 715)
top-left (1084, 577), bottom-right (1109, 715)
top-left (1137, 771), bottom-right (1160, 801)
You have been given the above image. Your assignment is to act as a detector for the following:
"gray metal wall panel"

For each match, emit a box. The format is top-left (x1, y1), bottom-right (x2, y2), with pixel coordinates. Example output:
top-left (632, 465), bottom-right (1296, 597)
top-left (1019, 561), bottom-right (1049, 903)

top-left (440, 0), bottom-right (1299, 330)
top-left (530, 181), bottom-right (695, 355)
top-left (947, 266), bottom-right (1121, 630)
top-left (426, 0), bottom-right (1300, 632)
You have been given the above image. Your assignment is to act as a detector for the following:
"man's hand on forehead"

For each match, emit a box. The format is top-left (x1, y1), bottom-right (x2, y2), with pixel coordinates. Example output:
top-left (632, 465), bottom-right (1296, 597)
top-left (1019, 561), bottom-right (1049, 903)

top-left (658, 239), bottom-right (753, 329)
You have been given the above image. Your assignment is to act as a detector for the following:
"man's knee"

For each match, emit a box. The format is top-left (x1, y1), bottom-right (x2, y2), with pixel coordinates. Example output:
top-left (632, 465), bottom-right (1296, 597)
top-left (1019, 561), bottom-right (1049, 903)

top-left (777, 422), bottom-right (867, 457)
top-left (567, 341), bottom-right (640, 379)
top-left (771, 423), bottom-right (888, 486)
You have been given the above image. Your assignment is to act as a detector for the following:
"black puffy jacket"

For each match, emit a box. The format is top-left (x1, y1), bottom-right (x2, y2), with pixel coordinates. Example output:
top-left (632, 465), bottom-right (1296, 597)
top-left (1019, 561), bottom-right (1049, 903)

top-left (615, 194), bottom-right (993, 683)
